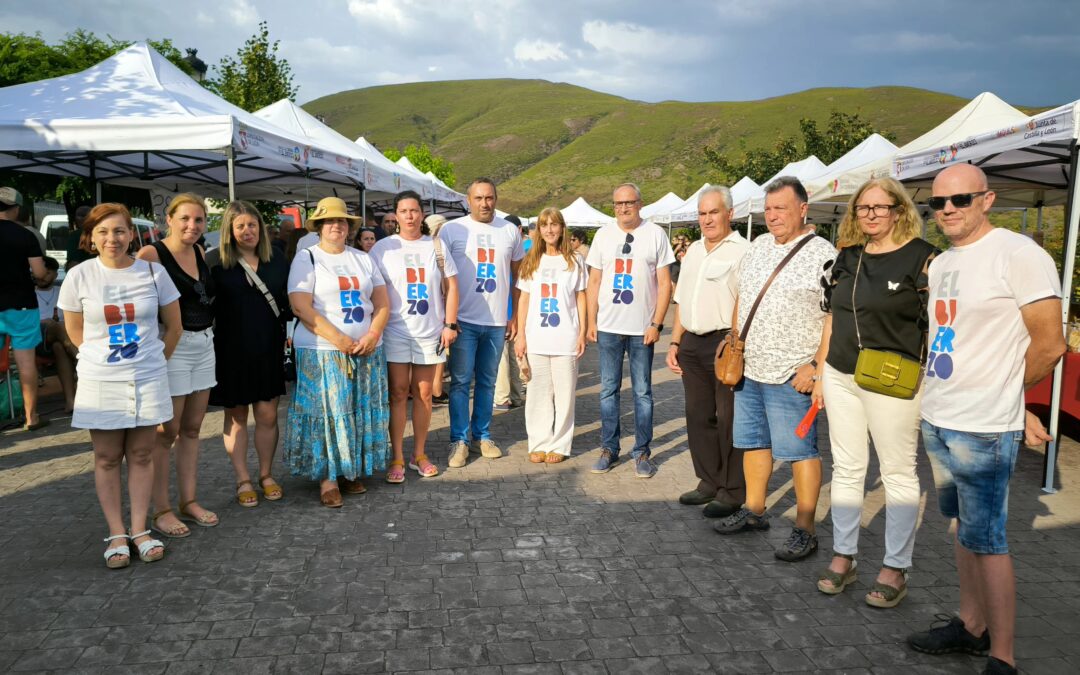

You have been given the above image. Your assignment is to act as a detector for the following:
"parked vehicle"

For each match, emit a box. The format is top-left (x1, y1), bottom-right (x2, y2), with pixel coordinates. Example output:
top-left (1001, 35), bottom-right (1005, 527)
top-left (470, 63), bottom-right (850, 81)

top-left (40, 214), bottom-right (160, 277)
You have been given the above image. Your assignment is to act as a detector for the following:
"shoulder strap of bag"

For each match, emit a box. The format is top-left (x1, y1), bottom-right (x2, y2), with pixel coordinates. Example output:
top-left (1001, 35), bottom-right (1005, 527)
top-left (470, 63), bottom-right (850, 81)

top-left (740, 233), bottom-right (815, 340)
top-left (307, 248), bottom-right (316, 294)
top-left (432, 234), bottom-right (447, 277)
top-left (238, 257), bottom-right (280, 318)
top-left (852, 247), bottom-right (865, 351)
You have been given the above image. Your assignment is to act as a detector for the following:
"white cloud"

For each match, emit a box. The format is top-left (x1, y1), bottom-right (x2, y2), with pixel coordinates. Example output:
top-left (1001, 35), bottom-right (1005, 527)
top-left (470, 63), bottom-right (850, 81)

top-left (226, 0), bottom-right (259, 26)
top-left (513, 39), bottom-right (568, 63)
top-left (347, 0), bottom-right (408, 30)
top-left (581, 20), bottom-right (708, 62)
top-left (852, 31), bottom-right (978, 52)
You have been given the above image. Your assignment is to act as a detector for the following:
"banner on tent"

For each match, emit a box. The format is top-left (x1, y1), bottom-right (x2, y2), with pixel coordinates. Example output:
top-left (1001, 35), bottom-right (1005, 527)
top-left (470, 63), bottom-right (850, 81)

top-left (234, 122), bottom-right (364, 183)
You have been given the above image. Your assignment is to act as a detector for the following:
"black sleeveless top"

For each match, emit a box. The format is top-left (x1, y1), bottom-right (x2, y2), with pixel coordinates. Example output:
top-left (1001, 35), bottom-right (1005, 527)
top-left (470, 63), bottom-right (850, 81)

top-left (152, 240), bottom-right (216, 331)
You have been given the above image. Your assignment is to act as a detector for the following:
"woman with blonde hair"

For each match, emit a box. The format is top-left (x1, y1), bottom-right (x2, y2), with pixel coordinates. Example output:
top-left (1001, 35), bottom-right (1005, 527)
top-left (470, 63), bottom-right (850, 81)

top-left (137, 193), bottom-right (219, 537)
top-left (515, 207), bottom-right (587, 463)
top-left (209, 201), bottom-right (290, 507)
top-left (812, 177), bottom-right (937, 607)
top-left (59, 203), bottom-right (183, 566)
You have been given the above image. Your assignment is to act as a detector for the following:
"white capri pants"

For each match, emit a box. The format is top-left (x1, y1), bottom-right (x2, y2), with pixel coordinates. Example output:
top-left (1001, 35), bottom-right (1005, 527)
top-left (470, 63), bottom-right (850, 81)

top-left (524, 353), bottom-right (579, 456)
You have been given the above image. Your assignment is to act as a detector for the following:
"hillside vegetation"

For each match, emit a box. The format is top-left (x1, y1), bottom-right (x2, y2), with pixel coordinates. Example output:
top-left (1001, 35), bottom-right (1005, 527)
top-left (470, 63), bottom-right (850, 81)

top-left (306, 80), bottom-right (987, 214)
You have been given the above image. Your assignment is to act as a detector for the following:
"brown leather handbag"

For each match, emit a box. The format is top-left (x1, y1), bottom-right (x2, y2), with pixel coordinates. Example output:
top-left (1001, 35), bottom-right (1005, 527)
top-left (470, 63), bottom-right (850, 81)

top-left (715, 235), bottom-right (816, 385)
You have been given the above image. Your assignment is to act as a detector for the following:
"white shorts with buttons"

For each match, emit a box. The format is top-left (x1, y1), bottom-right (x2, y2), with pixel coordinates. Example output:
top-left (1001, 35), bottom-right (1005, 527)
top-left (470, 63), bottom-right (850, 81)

top-left (383, 332), bottom-right (445, 365)
top-left (72, 377), bottom-right (174, 430)
top-left (167, 328), bottom-right (217, 396)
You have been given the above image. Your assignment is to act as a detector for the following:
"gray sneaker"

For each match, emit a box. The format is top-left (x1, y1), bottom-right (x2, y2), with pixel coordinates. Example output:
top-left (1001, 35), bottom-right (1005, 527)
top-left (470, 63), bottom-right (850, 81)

top-left (447, 441), bottom-right (469, 468)
top-left (774, 527), bottom-right (818, 561)
top-left (713, 508), bottom-right (771, 535)
top-left (471, 439), bottom-right (503, 459)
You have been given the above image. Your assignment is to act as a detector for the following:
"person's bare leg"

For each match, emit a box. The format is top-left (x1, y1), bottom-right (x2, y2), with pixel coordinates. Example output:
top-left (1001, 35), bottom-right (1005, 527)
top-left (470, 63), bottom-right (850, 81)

top-left (251, 399), bottom-right (280, 486)
top-left (743, 448), bottom-right (773, 515)
top-left (125, 426), bottom-right (162, 557)
top-left (12, 349), bottom-right (39, 426)
top-left (388, 363), bottom-right (411, 466)
top-left (791, 457), bottom-right (822, 533)
top-left (175, 389), bottom-right (215, 523)
top-left (975, 552), bottom-right (1015, 666)
top-left (410, 365), bottom-right (436, 459)
top-left (151, 396), bottom-right (188, 535)
top-left (223, 405), bottom-right (254, 503)
top-left (91, 429), bottom-right (129, 563)
top-left (432, 363), bottom-right (445, 398)
top-left (44, 322), bottom-right (76, 412)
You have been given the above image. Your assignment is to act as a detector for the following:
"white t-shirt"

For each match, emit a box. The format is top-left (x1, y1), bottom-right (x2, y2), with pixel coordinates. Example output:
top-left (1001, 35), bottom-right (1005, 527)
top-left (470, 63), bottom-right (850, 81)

top-left (369, 234), bottom-right (458, 342)
top-left (922, 228), bottom-right (1061, 432)
top-left (36, 285), bottom-right (61, 321)
top-left (296, 231), bottom-right (319, 252)
top-left (517, 253), bottom-right (588, 356)
top-left (288, 246), bottom-right (386, 350)
top-left (57, 258), bottom-right (181, 381)
top-left (736, 232), bottom-right (836, 384)
top-left (438, 216), bottom-right (525, 326)
top-left (586, 221), bottom-right (675, 336)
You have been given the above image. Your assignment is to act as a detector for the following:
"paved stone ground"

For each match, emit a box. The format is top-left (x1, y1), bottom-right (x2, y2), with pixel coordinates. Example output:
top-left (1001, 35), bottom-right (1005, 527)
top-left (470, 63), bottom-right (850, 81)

top-left (1, 326), bottom-right (1079, 674)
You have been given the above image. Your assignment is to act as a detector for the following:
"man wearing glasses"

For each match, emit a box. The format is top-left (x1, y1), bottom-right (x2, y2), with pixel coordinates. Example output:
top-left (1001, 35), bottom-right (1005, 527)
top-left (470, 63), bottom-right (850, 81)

top-left (586, 183), bottom-right (675, 478)
top-left (907, 164), bottom-right (1064, 675)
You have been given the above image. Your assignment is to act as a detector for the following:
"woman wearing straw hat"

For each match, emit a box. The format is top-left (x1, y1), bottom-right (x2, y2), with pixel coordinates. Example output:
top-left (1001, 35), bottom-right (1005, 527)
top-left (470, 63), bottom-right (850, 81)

top-left (285, 197), bottom-right (391, 507)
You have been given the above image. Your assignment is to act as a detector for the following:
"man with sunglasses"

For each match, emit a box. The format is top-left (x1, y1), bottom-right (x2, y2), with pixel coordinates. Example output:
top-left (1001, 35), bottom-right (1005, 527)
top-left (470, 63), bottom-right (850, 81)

top-left (586, 183), bottom-right (675, 478)
top-left (907, 164), bottom-right (1064, 675)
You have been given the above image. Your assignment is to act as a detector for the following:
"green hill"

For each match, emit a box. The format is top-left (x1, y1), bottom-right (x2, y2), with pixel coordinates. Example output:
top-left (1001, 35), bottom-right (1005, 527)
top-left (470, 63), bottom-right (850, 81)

top-left (304, 80), bottom-right (982, 214)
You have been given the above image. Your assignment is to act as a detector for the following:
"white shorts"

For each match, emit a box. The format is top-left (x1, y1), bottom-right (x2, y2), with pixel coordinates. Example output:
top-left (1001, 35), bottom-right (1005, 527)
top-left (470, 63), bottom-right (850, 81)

top-left (72, 377), bottom-right (173, 430)
top-left (167, 328), bottom-right (217, 396)
top-left (383, 333), bottom-right (444, 365)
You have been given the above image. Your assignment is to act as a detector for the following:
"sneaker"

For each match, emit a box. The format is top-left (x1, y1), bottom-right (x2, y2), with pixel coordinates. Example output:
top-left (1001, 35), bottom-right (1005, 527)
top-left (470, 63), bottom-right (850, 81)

top-left (713, 508), bottom-right (770, 535)
top-left (471, 438), bottom-right (503, 459)
top-left (591, 449), bottom-right (618, 474)
top-left (493, 401), bottom-right (511, 411)
top-left (679, 489), bottom-right (714, 506)
top-left (982, 656), bottom-right (1017, 675)
top-left (907, 615), bottom-right (990, 656)
top-left (774, 527), bottom-right (818, 561)
top-left (447, 441), bottom-right (469, 468)
top-left (635, 456), bottom-right (657, 479)
top-left (431, 393), bottom-right (449, 407)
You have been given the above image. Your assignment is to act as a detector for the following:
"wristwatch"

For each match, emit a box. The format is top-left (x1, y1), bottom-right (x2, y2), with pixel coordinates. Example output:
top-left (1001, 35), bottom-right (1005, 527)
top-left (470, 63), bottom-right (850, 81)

top-left (444, 322), bottom-right (460, 331)
top-left (650, 322), bottom-right (664, 331)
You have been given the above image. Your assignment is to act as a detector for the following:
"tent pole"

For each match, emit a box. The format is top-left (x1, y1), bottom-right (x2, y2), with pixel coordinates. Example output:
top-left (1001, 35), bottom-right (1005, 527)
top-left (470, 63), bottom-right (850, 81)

top-left (361, 188), bottom-right (366, 223)
top-left (89, 154), bottom-right (101, 204)
top-left (1022, 209), bottom-right (1028, 235)
top-left (745, 213), bottom-right (752, 239)
top-left (226, 147), bottom-right (236, 202)
top-left (1044, 139), bottom-right (1080, 493)
top-left (1037, 204), bottom-right (1044, 232)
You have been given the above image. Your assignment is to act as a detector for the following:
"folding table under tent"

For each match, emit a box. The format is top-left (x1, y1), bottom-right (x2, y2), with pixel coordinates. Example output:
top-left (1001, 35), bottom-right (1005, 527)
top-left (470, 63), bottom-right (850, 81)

top-left (0, 43), bottom-right (366, 203)
top-left (561, 197), bottom-right (615, 229)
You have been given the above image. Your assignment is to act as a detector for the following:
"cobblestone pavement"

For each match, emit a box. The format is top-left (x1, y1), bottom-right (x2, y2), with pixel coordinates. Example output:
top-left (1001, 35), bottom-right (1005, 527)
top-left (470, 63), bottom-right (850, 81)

top-left (1, 326), bottom-right (1079, 674)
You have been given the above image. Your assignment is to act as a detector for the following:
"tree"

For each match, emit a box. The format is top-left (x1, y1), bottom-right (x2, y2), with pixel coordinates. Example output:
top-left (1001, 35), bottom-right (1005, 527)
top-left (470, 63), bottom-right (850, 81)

top-left (384, 143), bottom-right (457, 188)
top-left (704, 111), bottom-right (892, 184)
top-left (207, 21), bottom-right (297, 112)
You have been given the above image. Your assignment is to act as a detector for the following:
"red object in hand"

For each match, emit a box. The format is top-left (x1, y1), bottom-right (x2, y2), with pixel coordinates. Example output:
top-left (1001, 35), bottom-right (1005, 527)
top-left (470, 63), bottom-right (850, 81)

top-left (795, 404), bottom-right (820, 439)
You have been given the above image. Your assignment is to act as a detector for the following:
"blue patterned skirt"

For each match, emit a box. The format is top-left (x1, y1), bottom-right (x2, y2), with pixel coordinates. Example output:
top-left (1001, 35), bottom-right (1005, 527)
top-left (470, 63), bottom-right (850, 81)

top-left (283, 347), bottom-right (390, 481)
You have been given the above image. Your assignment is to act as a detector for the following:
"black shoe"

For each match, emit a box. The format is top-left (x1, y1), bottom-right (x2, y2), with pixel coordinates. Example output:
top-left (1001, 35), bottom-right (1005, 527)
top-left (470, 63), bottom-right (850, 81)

top-left (774, 527), bottom-right (818, 561)
top-left (982, 657), bottom-right (1017, 675)
top-left (679, 489), bottom-right (714, 506)
top-left (907, 615), bottom-right (990, 656)
top-left (713, 508), bottom-right (770, 534)
top-left (702, 500), bottom-right (740, 519)
top-left (431, 393), bottom-right (449, 407)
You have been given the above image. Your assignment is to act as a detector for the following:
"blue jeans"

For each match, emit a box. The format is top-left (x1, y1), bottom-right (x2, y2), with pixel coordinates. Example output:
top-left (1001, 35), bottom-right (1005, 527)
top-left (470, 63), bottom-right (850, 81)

top-left (597, 331), bottom-right (654, 460)
top-left (448, 321), bottom-right (505, 443)
top-left (921, 421), bottom-right (1021, 555)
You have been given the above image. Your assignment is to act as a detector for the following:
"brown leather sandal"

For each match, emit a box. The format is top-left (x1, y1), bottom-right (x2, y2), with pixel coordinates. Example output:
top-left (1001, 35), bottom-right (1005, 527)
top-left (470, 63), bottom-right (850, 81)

top-left (259, 475), bottom-right (283, 501)
top-left (320, 487), bottom-right (343, 508)
top-left (337, 477), bottom-right (367, 494)
top-left (529, 451), bottom-right (547, 463)
top-left (545, 452), bottom-right (566, 464)
top-left (236, 480), bottom-right (258, 508)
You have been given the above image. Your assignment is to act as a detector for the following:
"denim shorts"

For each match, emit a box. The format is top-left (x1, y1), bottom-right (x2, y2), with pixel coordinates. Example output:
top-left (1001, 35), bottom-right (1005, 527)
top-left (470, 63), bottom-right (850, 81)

top-left (733, 376), bottom-right (818, 461)
top-left (920, 421), bottom-right (1021, 555)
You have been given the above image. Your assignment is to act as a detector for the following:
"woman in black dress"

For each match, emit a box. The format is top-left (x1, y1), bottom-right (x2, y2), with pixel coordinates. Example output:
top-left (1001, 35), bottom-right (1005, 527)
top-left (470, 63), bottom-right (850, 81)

top-left (209, 202), bottom-right (290, 507)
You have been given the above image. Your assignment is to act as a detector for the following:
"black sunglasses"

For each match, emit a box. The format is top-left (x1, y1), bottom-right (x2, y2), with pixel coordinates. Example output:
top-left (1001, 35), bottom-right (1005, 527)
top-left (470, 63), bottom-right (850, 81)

top-left (193, 280), bottom-right (211, 305)
top-left (621, 233), bottom-right (635, 255)
top-left (927, 191), bottom-right (989, 211)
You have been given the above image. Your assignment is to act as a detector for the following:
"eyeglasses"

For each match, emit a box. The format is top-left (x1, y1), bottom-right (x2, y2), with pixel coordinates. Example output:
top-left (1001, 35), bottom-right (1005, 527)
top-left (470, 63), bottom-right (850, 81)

top-left (853, 204), bottom-right (897, 218)
top-left (621, 233), bottom-right (635, 255)
top-left (614, 200), bottom-right (640, 210)
top-left (927, 191), bottom-right (989, 211)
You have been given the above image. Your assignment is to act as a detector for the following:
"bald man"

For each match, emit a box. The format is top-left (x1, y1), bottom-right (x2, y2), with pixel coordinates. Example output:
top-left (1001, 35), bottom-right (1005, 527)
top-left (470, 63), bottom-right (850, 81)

top-left (907, 164), bottom-right (1064, 675)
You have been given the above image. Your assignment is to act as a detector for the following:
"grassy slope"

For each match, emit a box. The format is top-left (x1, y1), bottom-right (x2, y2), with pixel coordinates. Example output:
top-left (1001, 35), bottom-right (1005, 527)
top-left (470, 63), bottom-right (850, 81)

top-left (305, 81), bottom-right (977, 214)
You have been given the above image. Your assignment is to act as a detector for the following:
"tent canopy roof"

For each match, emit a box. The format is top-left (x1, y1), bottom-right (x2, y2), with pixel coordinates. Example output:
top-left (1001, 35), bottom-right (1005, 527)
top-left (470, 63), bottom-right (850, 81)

top-left (641, 192), bottom-right (684, 220)
top-left (561, 196), bottom-right (615, 228)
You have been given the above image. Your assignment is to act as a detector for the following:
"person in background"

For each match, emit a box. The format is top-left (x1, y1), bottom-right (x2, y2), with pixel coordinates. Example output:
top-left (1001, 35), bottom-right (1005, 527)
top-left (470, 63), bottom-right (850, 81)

top-left (59, 202), bottom-right (182, 568)
top-left (357, 227), bottom-right (377, 252)
top-left (65, 205), bottom-right (94, 270)
top-left (515, 207), bottom-right (587, 463)
top-left (209, 202), bottom-right (290, 508)
top-left (494, 214), bottom-right (528, 411)
top-left (376, 212), bottom-right (398, 241)
top-left (35, 256), bottom-right (78, 414)
top-left (285, 197), bottom-right (390, 507)
top-left (665, 186), bottom-right (748, 518)
top-left (426, 213), bottom-right (451, 407)
top-left (570, 228), bottom-right (590, 260)
top-left (813, 177), bottom-right (937, 606)
top-left (137, 193), bottom-right (219, 538)
top-left (370, 191), bottom-right (459, 481)
top-left (0, 186), bottom-right (50, 430)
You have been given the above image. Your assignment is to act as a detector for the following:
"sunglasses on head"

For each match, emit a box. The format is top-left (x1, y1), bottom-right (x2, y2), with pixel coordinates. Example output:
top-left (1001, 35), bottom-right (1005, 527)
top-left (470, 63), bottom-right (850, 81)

top-left (927, 191), bottom-right (989, 211)
top-left (621, 232), bottom-right (634, 255)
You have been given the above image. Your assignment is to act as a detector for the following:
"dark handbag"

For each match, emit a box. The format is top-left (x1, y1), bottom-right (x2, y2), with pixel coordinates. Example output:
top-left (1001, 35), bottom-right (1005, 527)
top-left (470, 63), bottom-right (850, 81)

top-left (716, 234), bottom-right (816, 385)
top-left (850, 248), bottom-right (922, 399)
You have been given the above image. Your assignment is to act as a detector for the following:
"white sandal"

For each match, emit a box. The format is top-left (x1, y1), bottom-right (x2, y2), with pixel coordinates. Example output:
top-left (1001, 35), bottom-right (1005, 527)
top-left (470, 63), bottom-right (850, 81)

top-left (103, 534), bottom-right (130, 569)
top-left (129, 530), bottom-right (165, 563)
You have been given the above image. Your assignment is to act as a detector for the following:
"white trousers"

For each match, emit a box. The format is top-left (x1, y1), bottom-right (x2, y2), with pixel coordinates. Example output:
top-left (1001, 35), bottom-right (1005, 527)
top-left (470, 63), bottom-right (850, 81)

top-left (822, 362), bottom-right (922, 569)
top-left (524, 354), bottom-right (578, 456)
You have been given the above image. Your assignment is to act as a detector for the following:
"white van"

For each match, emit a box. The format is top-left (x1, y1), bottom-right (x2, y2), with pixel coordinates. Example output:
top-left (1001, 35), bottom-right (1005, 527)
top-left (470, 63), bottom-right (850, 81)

top-left (40, 215), bottom-right (160, 274)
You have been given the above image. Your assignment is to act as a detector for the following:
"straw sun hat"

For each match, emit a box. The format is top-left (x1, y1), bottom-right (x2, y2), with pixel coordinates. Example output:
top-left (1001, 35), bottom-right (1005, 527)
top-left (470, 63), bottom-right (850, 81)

top-left (306, 197), bottom-right (360, 231)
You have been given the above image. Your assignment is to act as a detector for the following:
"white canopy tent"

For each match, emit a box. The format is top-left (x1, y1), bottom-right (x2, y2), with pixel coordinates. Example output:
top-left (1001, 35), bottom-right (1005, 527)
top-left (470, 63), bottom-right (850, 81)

top-left (425, 170), bottom-right (468, 211)
top-left (353, 136), bottom-right (429, 197)
top-left (656, 183), bottom-right (713, 224)
top-left (0, 43), bottom-right (365, 202)
top-left (806, 133), bottom-right (899, 204)
top-left (746, 156), bottom-right (828, 214)
top-left (561, 197), bottom-right (615, 229)
top-left (641, 192), bottom-right (684, 221)
top-left (730, 176), bottom-right (761, 221)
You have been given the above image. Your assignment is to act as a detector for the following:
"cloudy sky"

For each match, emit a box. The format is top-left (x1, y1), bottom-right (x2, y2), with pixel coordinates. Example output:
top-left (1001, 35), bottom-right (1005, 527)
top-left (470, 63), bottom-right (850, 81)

top-left (4, 0), bottom-right (1077, 107)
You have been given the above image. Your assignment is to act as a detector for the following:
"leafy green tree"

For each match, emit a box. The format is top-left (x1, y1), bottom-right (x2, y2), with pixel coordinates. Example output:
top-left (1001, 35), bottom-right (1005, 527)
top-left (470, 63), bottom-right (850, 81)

top-left (384, 143), bottom-right (456, 188)
top-left (207, 21), bottom-right (297, 112)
